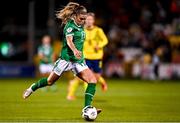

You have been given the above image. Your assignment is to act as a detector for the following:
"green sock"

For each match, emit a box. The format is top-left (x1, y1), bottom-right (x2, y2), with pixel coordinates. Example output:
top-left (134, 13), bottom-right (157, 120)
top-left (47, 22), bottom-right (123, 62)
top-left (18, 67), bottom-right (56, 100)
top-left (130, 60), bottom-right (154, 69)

top-left (85, 83), bottom-right (96, 107)
top-left (31, 78), bottom-right (48, 91)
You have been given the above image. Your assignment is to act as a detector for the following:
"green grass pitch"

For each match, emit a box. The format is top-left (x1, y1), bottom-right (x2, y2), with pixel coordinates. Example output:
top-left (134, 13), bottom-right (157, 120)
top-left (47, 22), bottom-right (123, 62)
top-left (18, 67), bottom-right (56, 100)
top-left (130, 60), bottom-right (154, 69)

top-left (0, 78), bottom-right (180, 122)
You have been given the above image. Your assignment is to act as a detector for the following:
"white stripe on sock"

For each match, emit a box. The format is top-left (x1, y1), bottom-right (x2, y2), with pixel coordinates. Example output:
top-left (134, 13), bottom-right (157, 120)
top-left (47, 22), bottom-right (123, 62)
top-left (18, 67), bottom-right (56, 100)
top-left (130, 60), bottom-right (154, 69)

top-left (85, 93), bottom-right (93, 97)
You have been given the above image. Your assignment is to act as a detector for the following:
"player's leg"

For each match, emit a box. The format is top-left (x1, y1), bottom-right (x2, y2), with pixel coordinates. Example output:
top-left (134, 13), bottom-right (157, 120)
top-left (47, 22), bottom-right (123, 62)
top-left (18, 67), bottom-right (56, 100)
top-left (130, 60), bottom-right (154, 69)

top-left (95, 73), bottom-right (108, 91)
top-left (48, 64), bottom-right (58, 92)
top-left (67, 77), bottom-right (81, 100)
top-left (77, 68), bottom-right (102, 114)
top-left (76, 68), bottom-right (97, 107)
top-left (39, 64), bottom-right (50, 92)
top-left (23, 58), bottom-right (69, 99)
top-left (91, 60), bottom-right (108, 91)
top-left (32, 71), bottom-right (59, 91)
top-left (23, 72), bottom-right (59, 99)
top-left (72, 63), bottom-right (102, 115)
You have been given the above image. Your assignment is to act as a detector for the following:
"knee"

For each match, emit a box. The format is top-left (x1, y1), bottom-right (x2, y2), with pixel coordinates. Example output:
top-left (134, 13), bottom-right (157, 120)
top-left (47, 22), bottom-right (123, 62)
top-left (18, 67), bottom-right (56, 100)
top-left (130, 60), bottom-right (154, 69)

top-left (89, 75), bottom-right (97, 83)
top-left (47, 79), bottom-right (54, 86)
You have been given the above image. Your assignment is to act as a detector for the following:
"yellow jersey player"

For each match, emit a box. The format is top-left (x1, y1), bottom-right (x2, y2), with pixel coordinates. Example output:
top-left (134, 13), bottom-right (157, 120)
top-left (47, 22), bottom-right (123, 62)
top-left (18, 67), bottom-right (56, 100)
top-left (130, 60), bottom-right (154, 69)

top-left (67, 12), bottom-right (108, 100)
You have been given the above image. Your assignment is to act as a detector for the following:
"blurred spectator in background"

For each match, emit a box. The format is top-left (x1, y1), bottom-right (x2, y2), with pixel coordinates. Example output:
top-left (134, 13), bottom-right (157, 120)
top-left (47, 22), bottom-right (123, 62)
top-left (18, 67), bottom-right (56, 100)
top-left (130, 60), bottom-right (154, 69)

top-left (1, 0), bottom-right (180, 79)
top-left (37, 35), bottom-right (57, 91)
top-left (139, 5), bottom-right (152, 32)
top-left (155, 0), bottom-right (167, 23)
top-left (170, 0), bottom-right (180, 18)
top-left (152, 48), bottom-right (162, 80)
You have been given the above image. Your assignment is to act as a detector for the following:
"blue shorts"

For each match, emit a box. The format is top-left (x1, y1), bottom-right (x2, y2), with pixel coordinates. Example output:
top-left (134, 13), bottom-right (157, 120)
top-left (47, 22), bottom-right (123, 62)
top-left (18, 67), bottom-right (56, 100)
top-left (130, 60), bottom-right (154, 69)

top-left (85, 59), bottom-right (102, 73)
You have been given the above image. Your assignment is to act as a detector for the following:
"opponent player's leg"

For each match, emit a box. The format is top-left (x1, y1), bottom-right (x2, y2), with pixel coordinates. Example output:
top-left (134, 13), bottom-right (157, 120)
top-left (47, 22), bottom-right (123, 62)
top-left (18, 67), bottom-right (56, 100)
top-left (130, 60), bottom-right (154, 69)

top-left (67, 77), bottom-right (80, 100)
top-left (95, 73), bottom-right (108, 92)
top-left (93, 60), bottom-right (108, 91)
top-left (83, 81), bottom-right (88, 92)
top-left (23, 72), bottom-right (59, 99)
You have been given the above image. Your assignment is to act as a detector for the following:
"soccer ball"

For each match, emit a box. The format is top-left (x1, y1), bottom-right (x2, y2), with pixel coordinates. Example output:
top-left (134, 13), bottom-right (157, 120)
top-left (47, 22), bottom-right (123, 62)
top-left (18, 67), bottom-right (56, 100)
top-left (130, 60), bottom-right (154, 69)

top-left (82, 106), bottom-right (98, 121)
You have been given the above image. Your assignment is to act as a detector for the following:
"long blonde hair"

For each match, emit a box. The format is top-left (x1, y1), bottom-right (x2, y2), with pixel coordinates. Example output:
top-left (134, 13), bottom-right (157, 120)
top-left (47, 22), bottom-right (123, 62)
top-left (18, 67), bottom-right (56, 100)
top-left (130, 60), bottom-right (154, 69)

top-left (56, 2), bottom-right (87, 24)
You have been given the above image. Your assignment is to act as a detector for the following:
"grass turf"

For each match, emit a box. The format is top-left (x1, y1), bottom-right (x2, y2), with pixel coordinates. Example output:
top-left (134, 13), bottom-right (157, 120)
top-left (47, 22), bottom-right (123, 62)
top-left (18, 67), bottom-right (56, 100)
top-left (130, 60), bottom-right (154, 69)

top-left (0, 78), bottom-right (180, 122)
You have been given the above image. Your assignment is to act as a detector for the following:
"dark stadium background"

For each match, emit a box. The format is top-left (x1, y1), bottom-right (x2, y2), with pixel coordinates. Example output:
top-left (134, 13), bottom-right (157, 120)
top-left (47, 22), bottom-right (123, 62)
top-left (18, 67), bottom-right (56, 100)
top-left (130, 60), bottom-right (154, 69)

top-left (0, 0), bottom-right (179, 79)
top-left (1, 0), bottom-right (180, 122)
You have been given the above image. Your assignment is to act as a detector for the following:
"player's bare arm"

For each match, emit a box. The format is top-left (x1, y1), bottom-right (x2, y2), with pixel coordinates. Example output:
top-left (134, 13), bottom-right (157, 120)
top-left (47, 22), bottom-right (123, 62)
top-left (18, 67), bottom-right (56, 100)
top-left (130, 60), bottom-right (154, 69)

top-left (66, 35), bottom-right (82, 59)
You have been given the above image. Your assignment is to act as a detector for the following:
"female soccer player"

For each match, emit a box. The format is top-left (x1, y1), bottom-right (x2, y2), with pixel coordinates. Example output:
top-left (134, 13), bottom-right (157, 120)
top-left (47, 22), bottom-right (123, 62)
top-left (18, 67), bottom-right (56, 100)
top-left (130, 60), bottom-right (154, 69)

top-left (23, 2), bottom-right (101, 114)
top-left (67, 12), bottom-right (108, 100)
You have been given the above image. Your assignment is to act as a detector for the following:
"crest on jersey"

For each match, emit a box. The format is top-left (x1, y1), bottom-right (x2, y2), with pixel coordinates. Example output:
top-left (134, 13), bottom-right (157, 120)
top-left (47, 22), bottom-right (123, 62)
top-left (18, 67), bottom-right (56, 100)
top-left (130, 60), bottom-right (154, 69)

top-left (67, 27), bottom-right (73, 33)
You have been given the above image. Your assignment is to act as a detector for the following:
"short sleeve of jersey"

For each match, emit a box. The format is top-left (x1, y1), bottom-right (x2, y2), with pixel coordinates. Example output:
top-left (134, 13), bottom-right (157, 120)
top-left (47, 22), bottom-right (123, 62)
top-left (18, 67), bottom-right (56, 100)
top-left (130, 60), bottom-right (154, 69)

top-left (65, 26), bottom-right (74, 37)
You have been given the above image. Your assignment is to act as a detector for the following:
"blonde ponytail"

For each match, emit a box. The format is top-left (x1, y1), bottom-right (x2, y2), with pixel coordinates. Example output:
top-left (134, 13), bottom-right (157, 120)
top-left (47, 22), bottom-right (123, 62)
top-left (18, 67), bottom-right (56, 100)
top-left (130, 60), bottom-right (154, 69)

top-left (56, 2), bottom-right (87, 24)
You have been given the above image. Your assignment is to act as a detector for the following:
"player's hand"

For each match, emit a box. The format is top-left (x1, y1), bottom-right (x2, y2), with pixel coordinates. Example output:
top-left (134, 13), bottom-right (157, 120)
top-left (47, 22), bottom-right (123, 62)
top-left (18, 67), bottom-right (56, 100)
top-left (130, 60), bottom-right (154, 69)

top-left (73, 49), bottom-right (82, 59)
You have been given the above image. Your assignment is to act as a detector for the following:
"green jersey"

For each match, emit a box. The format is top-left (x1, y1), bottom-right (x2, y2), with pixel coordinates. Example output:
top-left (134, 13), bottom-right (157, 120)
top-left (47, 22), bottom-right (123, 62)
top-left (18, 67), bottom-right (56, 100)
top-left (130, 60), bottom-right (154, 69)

top-left (38, 45), bottom-right (53, 64)
top-left (60, 19), bottom-right (86, 63)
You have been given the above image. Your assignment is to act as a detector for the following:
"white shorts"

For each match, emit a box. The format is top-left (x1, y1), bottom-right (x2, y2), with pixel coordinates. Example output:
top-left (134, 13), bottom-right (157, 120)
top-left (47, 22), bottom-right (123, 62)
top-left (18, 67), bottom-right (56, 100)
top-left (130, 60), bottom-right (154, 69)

top-left (39, 64), bottom-right (53, 74)
top-left (53, 58), bottom-right (88, 76)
